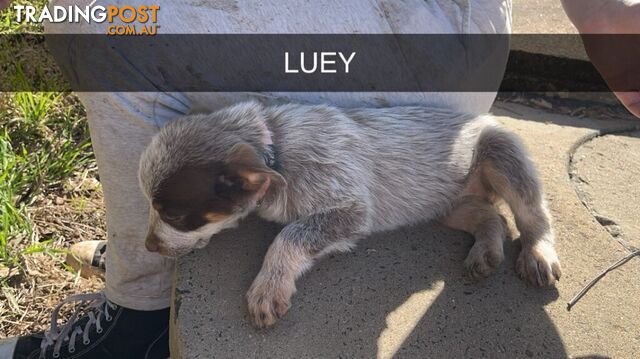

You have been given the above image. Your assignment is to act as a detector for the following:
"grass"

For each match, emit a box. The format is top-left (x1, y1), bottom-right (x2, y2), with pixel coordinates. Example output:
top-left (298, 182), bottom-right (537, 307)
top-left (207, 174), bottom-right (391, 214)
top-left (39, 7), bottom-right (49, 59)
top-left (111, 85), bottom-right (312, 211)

top-left (0, 1), bottom-right (105, 336)
top-left (0, 0), bottom-right (47, 33)
top-left (0, 88), bottom-right (93, 264)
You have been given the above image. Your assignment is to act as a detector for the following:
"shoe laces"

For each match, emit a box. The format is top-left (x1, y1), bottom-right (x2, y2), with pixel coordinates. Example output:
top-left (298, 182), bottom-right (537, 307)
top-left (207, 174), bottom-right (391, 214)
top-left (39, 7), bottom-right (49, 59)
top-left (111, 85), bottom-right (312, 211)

top-left (40, 292), bottom-right (117, 358)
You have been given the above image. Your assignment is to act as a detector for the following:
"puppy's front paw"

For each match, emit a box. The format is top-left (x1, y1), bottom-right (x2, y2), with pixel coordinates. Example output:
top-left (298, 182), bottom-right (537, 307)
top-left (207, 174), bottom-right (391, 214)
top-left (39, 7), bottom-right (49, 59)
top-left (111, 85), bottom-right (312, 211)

top-left (464, 241), bottom-right (504, 279)
top-left (516, 241), bottom-right (562, 286)
top-left (246, 274), bottom-right (295, 328)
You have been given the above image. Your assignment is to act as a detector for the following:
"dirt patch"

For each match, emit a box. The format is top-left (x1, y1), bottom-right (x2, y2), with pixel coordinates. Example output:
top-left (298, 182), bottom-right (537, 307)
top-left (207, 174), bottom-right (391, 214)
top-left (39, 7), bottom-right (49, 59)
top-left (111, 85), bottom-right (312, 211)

top-left (0, 170), bottom-right (106, 337)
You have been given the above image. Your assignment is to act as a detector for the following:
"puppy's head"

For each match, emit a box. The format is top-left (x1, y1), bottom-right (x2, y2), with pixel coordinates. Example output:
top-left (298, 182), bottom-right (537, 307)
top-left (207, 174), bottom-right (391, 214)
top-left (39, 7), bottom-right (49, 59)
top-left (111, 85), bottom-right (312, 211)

top-left (139, 108), bottom-right (285, 257)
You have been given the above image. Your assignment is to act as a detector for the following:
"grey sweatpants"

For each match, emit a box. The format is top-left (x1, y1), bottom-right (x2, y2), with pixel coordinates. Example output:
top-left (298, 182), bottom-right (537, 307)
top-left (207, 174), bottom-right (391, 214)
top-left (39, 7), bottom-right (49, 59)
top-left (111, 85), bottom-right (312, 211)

top-left (47, 0), bottom-right (512, 310)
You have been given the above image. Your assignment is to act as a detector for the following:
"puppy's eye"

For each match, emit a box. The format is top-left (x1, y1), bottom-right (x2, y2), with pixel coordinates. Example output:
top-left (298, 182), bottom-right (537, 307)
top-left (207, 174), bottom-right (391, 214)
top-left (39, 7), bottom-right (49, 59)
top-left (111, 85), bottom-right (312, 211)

top-left (218, 175), bottom-right (234, 187)
top-left (165, 214), bottom-right (187, 223)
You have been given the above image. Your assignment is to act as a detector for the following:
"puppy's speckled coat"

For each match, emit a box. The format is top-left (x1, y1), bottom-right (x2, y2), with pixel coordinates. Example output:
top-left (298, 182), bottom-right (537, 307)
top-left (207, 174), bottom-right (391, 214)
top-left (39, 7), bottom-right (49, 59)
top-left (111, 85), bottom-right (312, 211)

top-left (139, 102), bottom-right (561, 328)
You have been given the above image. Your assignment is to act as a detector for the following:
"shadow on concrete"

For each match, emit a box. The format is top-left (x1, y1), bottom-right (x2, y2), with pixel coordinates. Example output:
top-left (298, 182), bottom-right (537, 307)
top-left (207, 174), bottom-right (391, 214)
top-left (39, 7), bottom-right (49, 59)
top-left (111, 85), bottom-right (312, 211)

top-left (173, 216), bottom-right (567, 358)
top-left (492, 101), bottom-right (640, 137)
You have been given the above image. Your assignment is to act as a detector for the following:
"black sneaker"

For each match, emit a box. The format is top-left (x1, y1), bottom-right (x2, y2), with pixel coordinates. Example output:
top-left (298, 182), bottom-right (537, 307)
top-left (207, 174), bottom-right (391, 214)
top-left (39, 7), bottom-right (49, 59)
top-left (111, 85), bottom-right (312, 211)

top-left (0, 292), bottom-right (169, 359)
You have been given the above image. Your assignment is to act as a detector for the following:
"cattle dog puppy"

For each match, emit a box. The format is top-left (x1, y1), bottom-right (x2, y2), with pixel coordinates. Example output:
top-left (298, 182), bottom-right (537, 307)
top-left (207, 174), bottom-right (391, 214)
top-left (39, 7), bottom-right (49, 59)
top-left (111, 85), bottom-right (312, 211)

top-left (139, 102), bottom-right (561, 328)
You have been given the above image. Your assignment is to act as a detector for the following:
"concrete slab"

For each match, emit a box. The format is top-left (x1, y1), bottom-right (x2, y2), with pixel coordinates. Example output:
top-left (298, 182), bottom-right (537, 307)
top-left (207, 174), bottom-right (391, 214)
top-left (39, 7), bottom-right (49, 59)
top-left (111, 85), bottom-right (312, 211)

top-left (511, 0), bottom-right (588, 60)
top-left (512, 0), bottom-right (577, 34)
top-left (572, 131), bottom-right (640, 250)
top-left (170, 102), bottom-right (640, 358)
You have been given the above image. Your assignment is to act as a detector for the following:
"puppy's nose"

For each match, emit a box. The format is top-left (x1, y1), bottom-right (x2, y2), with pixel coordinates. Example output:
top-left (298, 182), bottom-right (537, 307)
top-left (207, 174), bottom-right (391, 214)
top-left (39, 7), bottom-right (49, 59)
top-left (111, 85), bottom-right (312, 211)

top-left (145, 232), bottom-right (160, 252)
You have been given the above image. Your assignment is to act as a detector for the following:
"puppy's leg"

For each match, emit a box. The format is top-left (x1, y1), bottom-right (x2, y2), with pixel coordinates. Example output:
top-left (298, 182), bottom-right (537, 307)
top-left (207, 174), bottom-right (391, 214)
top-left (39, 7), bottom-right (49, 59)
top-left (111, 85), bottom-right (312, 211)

top-left (247, 204), bottom-right (366, 328)
top-left (476, 126), bottom-right (561, 286)
top-left (443, 196), bottom-right (507, 278)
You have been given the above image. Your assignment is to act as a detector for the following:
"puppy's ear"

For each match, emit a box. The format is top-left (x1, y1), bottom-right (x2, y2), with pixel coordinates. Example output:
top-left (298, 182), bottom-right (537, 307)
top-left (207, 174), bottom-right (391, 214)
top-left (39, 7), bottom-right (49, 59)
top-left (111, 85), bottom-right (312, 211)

top-left (225, 143), bottom-right (286, 192)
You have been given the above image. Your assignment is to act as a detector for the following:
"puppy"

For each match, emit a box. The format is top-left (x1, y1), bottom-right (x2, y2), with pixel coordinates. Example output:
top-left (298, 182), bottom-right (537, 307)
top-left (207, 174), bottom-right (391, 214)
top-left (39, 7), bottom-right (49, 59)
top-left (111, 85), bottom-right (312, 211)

top-left (139, 102), bottom-right (561, 328)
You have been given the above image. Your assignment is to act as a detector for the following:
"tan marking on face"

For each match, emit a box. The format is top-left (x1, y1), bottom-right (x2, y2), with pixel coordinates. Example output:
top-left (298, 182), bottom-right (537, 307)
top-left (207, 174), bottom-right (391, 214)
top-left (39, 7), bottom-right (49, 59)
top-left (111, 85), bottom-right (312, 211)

top-left (204, 212), bottom-right (232, 222)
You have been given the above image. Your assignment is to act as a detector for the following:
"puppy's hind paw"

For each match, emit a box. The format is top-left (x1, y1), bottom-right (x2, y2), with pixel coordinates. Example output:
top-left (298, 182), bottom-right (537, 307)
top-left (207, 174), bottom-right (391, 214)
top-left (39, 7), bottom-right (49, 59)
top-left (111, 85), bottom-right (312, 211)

top-left (464, 242), bottom-right (504, 279)
top-left (516, 242), bottom-right (562, 287)
top-left (246, 275), bottom-right (294, 328)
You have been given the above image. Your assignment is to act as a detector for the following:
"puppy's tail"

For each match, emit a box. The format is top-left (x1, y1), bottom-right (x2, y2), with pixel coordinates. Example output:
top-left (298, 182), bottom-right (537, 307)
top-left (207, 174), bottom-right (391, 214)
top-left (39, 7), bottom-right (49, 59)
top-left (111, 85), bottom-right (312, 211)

top-left (473, 125), bottom-right (541, 199)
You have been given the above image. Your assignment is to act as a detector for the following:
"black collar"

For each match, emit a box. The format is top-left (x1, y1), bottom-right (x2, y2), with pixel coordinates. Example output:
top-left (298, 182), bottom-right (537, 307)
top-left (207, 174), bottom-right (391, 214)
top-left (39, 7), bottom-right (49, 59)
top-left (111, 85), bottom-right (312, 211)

top-left (262, 144), bottom-right (278, 170)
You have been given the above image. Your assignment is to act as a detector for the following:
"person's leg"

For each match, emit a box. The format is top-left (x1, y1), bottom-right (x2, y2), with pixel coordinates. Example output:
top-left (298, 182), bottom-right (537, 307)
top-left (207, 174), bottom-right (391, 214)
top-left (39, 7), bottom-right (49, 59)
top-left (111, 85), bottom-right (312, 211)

top-left (79, 92), bottom-right (181, 310)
